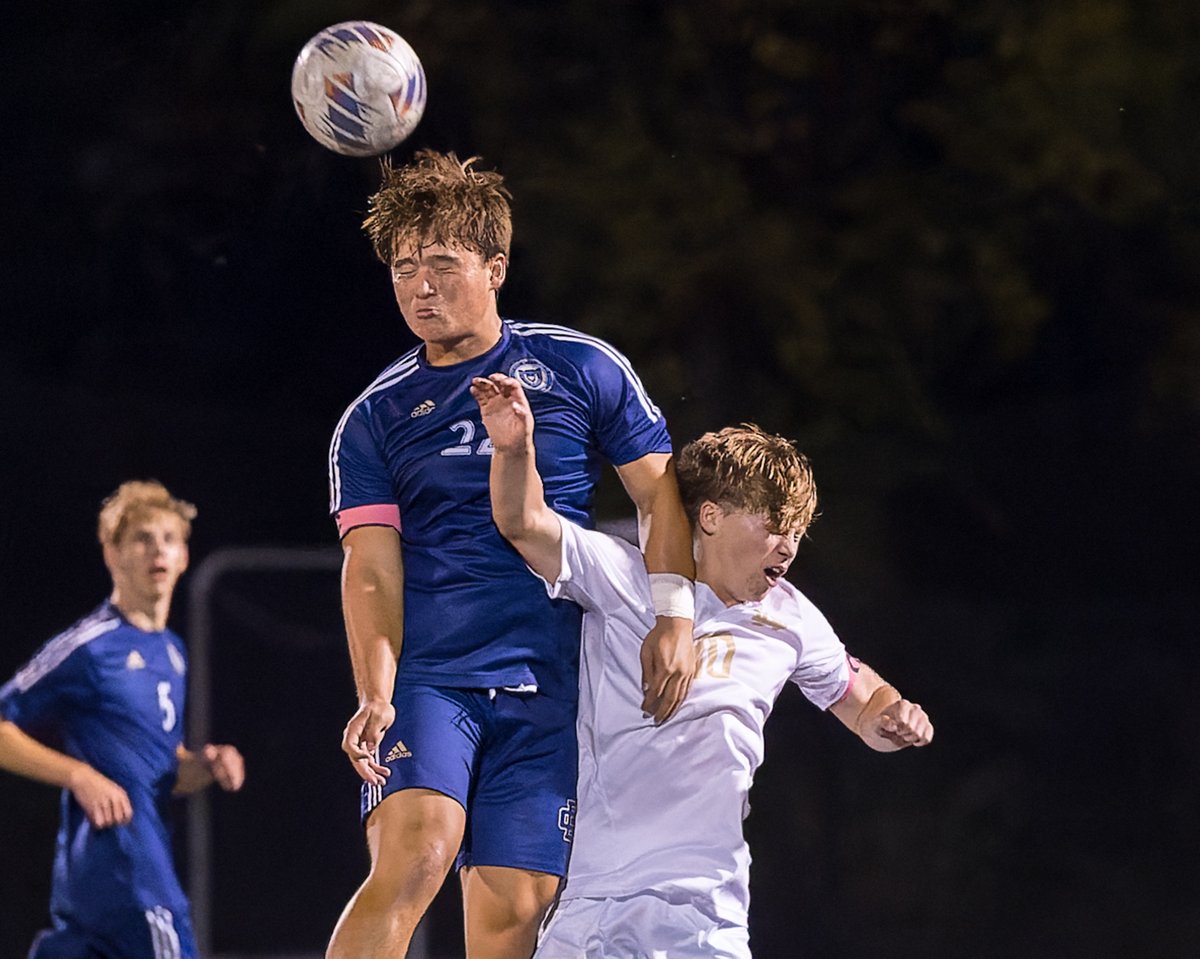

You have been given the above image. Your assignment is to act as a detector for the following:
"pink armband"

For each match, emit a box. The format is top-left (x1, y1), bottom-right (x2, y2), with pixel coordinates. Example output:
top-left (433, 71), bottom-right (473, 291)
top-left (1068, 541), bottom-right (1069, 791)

top-left (335, 504), bottom-right (402, 538)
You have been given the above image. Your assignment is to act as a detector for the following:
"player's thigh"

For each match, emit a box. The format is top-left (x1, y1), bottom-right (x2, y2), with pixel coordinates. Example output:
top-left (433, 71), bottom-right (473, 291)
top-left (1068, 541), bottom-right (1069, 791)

top-left (465, 692), bottom-right (578, 876)
top-left (461, 863), bottom-right (562, 929)
top-left (27, 925), bottom-right (101, 959)
top-left (360, 683), bottom-right (485, 826)
top-left (29, 906), bottom-right (199, 959)
top-left (365, 787), bottom-right (466, 882)
top-left (533, 896), bottom-right (605, 958)
top-left (537, 896), bottom-right (749, 959)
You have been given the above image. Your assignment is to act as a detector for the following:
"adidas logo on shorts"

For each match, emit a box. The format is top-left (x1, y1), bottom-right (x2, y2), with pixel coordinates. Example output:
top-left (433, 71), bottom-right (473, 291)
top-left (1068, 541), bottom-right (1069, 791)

top-left (384, 741), bottom-right (413, 762)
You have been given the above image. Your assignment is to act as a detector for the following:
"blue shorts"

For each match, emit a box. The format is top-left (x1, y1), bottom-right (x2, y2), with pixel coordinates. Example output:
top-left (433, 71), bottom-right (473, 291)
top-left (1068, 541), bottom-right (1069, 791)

top-left (29, 906), bottom-right (197, 959)
top-left (361, 683), bottom-right (578, 877)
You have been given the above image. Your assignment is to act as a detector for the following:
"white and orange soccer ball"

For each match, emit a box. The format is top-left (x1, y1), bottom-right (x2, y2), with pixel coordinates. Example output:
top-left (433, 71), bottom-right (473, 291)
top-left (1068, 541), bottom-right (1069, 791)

top-left (291, 21), bottom-right (426, 157)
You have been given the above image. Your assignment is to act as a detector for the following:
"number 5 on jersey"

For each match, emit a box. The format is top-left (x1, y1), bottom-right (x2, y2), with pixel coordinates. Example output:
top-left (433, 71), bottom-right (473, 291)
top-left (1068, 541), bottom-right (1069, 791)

top-left (156, 680), bottom-right (177, 732)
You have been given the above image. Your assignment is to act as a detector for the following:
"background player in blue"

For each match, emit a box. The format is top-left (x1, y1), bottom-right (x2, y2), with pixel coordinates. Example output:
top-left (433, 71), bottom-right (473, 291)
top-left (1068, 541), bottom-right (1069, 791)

top-left (0, 481), bottom-right (245, 959)
top-left (325, 150), bottom-right (697, 959)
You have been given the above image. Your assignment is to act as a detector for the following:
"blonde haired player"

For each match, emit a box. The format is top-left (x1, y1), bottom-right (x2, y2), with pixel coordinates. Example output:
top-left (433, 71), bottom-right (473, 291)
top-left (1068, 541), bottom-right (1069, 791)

top-left (0, 481), bottom-right (245, 959)
top-left (471, 374), bottom-right (933, 959)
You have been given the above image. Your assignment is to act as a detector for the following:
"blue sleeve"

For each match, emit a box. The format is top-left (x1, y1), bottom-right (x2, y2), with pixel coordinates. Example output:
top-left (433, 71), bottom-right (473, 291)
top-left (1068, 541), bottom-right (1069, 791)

top-left (0, 645), bottom-right (93, 734)
top-left (584, 339), bottom-right (673, 466)
top-left (329, 399), bottom-right (397, 515)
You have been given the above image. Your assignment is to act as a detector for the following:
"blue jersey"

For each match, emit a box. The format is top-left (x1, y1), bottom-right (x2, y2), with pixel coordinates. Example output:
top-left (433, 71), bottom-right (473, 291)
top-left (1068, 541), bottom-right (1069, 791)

top-left (328, 319), bottom-right (672, 699)
top-left (0, 601), bottom-right (191, 930)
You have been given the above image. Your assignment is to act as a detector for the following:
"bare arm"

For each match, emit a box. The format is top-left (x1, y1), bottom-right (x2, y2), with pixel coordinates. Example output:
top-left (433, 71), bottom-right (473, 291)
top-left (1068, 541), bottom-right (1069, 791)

top-left (0, 718), bottom-right (132, 828)
top-left (173, 743), bottom-right (246, 795)
top-left (471, 374), bottom-right (564, 582)
top-left (615, 453), bottom-right (697, 723)
top-left (339, 524), bottom-right (405, 785)
top-left (828, 661), bottom-right (934, 752)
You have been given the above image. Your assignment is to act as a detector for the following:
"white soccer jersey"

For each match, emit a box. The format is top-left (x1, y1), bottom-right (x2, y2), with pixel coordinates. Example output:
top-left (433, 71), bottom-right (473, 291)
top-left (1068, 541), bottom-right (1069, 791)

top-left (543, 519), bottom-right (853, 925)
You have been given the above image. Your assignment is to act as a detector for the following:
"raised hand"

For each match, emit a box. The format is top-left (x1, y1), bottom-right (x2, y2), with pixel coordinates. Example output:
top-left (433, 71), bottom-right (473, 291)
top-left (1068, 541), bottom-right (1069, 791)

top-left (874, 699), bottom-right (934, 748)
top-left (470, 374), bottom-right (533, 452)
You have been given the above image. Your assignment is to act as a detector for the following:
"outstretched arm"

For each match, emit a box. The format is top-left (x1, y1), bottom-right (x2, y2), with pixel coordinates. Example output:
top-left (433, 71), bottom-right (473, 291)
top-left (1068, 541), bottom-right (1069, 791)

top-left (0, 718), bottom-right (132, 828)
top-left (828, 661), bottom-right (934, 752)
top-left (471, 374), bottom-right (564, 583)
top-left (174, 743), bottom-right (246, 795)
top-left (339, 525), bottom-right (404, 786)
top-left (615, 453), bottom-right (697, 725)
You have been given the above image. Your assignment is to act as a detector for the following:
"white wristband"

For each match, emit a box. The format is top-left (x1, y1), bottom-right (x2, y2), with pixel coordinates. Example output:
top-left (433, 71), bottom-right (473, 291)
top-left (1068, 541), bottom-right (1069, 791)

top-left (649, 572), bottom-right (695, 620)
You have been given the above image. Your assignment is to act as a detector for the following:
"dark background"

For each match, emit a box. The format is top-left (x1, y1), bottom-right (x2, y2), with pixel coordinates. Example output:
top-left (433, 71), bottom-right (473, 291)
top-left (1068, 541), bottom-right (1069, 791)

top-left (2, 1), bottom-right (1198, 956)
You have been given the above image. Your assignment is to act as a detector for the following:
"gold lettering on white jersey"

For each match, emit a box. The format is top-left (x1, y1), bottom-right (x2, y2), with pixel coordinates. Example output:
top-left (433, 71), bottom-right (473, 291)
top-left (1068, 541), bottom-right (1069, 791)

top-left (751, 611), bottom-right (788, 631)
top-left (693, 632), bottom-right (736, 679)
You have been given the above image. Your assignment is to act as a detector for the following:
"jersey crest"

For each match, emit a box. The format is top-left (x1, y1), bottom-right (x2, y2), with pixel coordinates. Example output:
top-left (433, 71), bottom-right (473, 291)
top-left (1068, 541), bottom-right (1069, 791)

top-left (509, 357), bottom-right (555, 392)
top-left (167, 643), bottom-right (186, 676)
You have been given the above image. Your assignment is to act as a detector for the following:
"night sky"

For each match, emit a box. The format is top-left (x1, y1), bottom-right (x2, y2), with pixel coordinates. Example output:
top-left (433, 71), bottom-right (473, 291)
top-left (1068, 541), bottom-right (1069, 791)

top-left (1, 2), bottom-right (1198, 957)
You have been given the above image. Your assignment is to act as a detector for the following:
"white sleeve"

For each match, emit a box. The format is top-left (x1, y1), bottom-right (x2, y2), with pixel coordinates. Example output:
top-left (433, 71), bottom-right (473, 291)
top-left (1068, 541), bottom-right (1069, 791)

top-left (537, 517), bottom-right (653, 618)
top-left (788, 594), bottom-right (852, 711)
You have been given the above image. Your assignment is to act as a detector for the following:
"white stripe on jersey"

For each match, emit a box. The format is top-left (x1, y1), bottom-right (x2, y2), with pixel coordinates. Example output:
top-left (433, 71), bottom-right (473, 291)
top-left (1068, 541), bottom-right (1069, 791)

top-left (509, 322), bottom-right (662, 422)
top-left (328, 348), bottom-right (422, 512)
top-left (145, 906), bottom-right (182, 959)
top-left (3, 610), bottom-right (121, 695)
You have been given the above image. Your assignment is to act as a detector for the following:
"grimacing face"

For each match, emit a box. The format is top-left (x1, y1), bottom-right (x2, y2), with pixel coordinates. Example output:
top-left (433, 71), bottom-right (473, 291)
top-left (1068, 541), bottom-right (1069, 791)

top-left (389, 241), bottom-right (506, 364)
top-left (700, 504), bottom-right (802, 606)
top-left (104, 510), bottom-right (190, 606)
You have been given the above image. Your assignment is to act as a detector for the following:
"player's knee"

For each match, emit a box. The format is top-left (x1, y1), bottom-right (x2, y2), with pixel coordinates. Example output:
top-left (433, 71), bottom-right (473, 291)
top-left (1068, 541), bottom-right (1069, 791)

top-left (364, 790), bottom-right (463, 904)
top-left (471, 868), bottom-right (560, 932)
top-left (367, 840), bottom-right (456, 907)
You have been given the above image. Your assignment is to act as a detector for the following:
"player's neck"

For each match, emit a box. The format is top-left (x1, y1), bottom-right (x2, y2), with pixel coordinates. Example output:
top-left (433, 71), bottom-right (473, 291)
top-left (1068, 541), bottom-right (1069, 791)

top-left (110, 589), bottom-right (172, 632)
top-left (423, 312), bottom-right (503, 366)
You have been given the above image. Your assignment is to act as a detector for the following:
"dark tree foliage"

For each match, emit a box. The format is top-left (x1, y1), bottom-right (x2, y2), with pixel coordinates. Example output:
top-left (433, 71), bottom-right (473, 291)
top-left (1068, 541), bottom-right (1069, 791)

top-left (1, 2), bottom-right (1197, 957)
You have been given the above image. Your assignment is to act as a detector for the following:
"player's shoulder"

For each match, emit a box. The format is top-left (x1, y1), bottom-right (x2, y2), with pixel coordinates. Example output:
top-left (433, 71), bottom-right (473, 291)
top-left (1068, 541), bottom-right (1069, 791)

top-left (758, 579), bottom-right (831, 634)
top-left (5, 602), bottom-right (123, 692)
top-left (560, 516), bottom-right (647, 588)
top-left (343, 345), bottom-right (426, 412)
top-left (506, 319), bottom-right (630, 370)
top-left (562, 515), bottom-right (642, 566)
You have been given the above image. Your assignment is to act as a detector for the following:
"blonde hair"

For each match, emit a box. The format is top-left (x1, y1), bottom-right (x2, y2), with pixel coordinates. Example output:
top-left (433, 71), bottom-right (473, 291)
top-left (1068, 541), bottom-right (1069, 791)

top-left (676, 425), bottom-right (818, 536)
top-left (97, 480), bottom-right (197, 546)
top-left (363, 149), bottom-right (513, 264)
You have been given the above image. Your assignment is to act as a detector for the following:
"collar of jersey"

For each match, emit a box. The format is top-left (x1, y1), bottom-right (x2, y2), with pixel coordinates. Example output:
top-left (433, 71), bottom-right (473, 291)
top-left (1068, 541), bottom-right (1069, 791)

top-left (416, 320), bottom-right (512, 372)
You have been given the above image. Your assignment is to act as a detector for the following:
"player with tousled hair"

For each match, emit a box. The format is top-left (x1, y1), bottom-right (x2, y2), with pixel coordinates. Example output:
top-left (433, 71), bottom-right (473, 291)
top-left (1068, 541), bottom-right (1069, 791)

top-left (326, 150), bottom-right (697, 959)
top-left (471, 374), bottom-right (934, 959)
top-left (0, 480), bottom-right (245, 959)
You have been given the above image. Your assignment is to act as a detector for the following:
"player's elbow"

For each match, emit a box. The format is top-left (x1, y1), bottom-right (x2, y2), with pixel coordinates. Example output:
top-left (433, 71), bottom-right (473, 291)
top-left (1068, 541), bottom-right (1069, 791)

top-left (493, 505), bottom-right (536, 544)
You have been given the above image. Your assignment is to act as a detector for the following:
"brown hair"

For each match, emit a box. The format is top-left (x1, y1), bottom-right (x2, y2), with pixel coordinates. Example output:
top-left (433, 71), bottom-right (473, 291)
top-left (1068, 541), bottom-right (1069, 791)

top-left (362, 149), bottom-right (513, 264)
top-left (97, 480), bottom-right (197, 546)
top-left (676, 425), bottom-right (818, 535)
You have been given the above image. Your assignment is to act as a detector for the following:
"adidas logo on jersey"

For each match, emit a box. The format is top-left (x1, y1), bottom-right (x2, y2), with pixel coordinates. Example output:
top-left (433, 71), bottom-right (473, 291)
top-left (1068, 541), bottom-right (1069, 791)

top-left (410, 400), bottom-right (436, 418)
top-left (751, 612), bottom-right (788, 631)
top-left (126, 650), bottom-right (146, 670)
top-left (384, 741), bottom-right (412, 762)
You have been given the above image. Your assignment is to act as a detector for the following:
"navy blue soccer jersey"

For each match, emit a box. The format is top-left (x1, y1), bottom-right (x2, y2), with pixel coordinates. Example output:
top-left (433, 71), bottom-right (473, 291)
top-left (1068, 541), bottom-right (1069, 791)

top-left (0, 601), bottom-right (192, 931)
top-left (328, 319), bottom-right (672, 699)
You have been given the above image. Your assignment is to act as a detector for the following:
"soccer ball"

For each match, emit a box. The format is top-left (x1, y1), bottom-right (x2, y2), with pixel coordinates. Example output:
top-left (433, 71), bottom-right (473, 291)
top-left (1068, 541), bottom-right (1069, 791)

top-left (291, 21), bottom-right (426, 157)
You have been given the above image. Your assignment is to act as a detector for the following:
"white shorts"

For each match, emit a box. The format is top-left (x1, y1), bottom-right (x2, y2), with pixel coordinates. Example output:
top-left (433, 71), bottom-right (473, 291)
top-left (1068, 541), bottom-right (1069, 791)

top-left (535, 894), bottom-right (750, 959)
